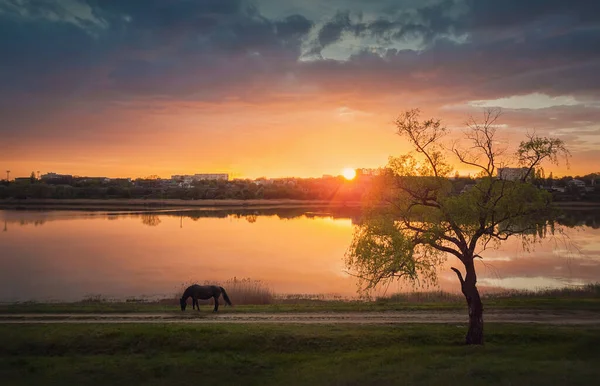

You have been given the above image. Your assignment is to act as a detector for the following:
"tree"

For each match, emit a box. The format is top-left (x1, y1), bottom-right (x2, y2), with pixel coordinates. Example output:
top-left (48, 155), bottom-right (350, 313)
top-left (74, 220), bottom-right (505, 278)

top-left (345, 108), bottom-right (569, 345)
top-left (30, 171), bottom-right (36, 184)
top-left (517, 133), bottom-right (570, 181)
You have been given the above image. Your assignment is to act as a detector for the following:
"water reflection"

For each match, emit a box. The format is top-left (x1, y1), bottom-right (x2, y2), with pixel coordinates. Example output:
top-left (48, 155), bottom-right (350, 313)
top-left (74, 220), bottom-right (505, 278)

top-left (140, 214), bottom-right (161, 227)
top-left (0, 208), bottom-right (599, 302)
top-left (0, 207), bottom-right (363, 230)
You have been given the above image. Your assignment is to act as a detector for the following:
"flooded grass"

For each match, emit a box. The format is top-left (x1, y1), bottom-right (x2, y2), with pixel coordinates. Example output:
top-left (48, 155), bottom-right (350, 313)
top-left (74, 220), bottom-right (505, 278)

top-left (484, 283), bottom-right (600, 299)
top-left (378, 283), bottom-right (600, 304)
top-left (1, 323), bottom-right (599, 385)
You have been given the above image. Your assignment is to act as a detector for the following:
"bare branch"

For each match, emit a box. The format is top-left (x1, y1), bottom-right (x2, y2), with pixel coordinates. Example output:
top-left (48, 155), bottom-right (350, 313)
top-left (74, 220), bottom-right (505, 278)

top-left (451, 267), bottom-right (465, 287)
top-left (394, 109), bottom-right (448, 177)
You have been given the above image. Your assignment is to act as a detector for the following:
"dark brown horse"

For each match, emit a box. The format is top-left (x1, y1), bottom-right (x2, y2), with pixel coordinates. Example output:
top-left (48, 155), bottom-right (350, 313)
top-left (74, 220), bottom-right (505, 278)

top-left (180, 284), bottom-right (232, 312)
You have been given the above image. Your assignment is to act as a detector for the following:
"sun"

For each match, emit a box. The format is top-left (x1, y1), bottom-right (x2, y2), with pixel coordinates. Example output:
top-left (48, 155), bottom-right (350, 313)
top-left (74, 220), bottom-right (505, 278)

top-left (342, 167), bottom-right (356, 180)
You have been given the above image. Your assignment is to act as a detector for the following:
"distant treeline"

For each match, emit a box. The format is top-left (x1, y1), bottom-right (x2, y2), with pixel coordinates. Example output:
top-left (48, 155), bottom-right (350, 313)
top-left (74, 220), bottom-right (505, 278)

top-left (0, 173), bottom-right (599, 202)
top-left (0, 176), bottom-right (368, 201)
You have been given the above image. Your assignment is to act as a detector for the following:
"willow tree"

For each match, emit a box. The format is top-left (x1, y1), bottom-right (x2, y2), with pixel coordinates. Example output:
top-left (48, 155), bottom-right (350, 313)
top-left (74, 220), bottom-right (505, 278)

top-left (345, 108), bottom-right (570, 345)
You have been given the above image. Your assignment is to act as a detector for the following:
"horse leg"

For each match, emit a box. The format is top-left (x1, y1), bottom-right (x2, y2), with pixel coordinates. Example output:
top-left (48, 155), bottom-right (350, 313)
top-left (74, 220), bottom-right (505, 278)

top-left (213, 296), bottom-right (219, 312)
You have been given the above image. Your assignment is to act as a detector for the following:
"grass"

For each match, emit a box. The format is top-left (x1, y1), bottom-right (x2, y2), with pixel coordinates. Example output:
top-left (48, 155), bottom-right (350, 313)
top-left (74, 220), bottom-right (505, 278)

top-left (2, 283), bottom-right (599, 314)
top-left (1, 323), bottom-right (599, 385)
top-left (485, 283), bottom-right (600, 299)
top-left (224, 277), bottom-right (275, 304)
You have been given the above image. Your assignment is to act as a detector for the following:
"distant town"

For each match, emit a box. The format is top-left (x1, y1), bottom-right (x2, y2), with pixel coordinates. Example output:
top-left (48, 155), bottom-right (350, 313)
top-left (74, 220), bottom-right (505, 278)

top-left (0, 168), bottom-right (598, 202)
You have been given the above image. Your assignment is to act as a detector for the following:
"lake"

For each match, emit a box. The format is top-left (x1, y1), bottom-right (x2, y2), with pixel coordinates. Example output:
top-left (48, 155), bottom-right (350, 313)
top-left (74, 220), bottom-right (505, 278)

top-left (1, 208), bottom-right (599, 302)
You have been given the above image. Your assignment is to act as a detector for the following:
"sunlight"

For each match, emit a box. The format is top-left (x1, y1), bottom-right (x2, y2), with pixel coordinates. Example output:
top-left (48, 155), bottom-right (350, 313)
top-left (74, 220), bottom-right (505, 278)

top-left (342, 168), bottom-right (356, 180)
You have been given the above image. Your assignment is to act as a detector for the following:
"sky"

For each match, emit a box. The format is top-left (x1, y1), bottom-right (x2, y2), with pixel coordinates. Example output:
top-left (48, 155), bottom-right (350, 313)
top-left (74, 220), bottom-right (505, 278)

top-left (1, 0), bottom-right (599, 179)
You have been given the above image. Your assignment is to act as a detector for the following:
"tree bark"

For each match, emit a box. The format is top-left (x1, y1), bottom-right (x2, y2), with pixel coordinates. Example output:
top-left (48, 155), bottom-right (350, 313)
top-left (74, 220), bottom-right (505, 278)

top-left (452, 261), bottom-right (484, 345)
top-left (464, 282), bottom-right (484, 345)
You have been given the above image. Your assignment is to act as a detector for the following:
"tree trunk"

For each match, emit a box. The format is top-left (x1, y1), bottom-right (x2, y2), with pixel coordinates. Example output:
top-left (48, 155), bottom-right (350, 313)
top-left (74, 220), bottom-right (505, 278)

top-left (452, 260), bottom-right (484, 345)
top-left (464, 280), bottom-right (484, 345)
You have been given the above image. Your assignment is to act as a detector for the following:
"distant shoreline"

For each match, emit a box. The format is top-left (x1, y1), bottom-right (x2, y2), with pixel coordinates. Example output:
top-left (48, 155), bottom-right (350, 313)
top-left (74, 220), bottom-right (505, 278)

top-left (553, 201), bottom-right (600, 209)
top-left (0, 198), bottom-right (363, 211)
top-left (0, 198), bottom-right (598, 211)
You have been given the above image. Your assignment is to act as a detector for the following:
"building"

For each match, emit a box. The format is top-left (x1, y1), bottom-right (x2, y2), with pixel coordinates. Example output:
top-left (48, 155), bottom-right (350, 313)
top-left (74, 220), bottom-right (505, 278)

top-left (40, 172), bottom-right (72, 180)
top-left (568, 179), bottom-right (586, 188)
top-left (357, 168), bottom-right (382, 176)
top-left (171, 173), bottom-right (229, 182)
top-left (497, 167), bottom-right (529, 181)
top-left (193, 173), bottom-right (228, 181)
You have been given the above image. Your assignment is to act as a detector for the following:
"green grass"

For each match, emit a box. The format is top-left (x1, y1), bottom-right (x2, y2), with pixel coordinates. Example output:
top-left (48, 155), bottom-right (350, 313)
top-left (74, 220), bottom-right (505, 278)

top-left (2, 297), bottom-right (599, 314)
top-left (1, 323), bottom-right (599, 385)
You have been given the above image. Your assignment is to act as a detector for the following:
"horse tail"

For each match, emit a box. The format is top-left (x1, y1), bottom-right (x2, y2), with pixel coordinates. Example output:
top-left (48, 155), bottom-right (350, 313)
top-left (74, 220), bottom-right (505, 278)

top-left (220, 286), bottom-right (232, 306)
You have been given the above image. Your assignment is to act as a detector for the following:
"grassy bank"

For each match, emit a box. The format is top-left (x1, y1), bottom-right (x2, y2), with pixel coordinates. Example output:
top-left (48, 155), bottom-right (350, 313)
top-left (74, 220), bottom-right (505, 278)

top-left (2, 284), bottom-right (599, 314)
top-left (1, 323), bottom-right (599, 385)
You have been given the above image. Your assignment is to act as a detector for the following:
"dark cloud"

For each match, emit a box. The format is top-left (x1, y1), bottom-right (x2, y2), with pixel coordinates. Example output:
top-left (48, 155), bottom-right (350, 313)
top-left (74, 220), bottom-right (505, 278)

top-left (0, 0), bottom-right (314, 105)
top-left (0, 8), bottom-right (99, 93)
top-left (318, 11), bottom-right (358, 47)
top-left (464, 0), bottom-right (600, 31)
top-left (275, 14), bottom-right (313, 39)
top-left (308, 0), bottom-right (600, 50)
top-left (0, 0), bottom-right (599, 140)
top-left (294, 0), bottom-right (600, 105)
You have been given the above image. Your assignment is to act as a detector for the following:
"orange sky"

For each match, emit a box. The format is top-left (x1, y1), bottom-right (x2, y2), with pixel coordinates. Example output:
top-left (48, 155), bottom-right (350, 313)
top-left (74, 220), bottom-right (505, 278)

top-left (1, 0), bottom-right (599, 180)
top-left (3, 101), bottom-right (597, 180)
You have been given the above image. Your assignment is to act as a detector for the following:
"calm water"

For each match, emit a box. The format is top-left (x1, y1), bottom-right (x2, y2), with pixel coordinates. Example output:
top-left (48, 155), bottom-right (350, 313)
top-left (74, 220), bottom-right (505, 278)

top-left (0, 208), bottom-right (599, 302)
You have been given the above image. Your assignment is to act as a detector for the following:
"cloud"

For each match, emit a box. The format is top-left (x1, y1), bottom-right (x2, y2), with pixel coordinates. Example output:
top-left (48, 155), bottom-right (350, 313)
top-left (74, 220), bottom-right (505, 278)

top-left (2, 0), bottom-right (599, 105)
top-left (1, 0), bottom-right (599, 176)
top-left (317, 11), bottom-right (357, 47)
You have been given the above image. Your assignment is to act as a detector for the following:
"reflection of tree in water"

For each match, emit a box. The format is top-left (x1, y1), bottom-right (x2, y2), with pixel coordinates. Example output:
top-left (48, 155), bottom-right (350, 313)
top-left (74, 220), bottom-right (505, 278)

top-left (18, 219), bottom-right (46, 227)
top-left (231, 213), bottom-right (258, 223)
top-left (556, 209), bottom-right (600, 229)
top-left (165, 207), bottom-right (363, 224)
top-left (141, 214), bottom-right (161, 227)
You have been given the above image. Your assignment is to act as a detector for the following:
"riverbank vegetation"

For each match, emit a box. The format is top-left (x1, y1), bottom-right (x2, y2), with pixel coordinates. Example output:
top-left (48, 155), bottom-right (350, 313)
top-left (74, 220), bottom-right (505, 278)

top-left (2, 283), bottom-right (598, 314)
top-left (1, 170), bottom-right (599, 203)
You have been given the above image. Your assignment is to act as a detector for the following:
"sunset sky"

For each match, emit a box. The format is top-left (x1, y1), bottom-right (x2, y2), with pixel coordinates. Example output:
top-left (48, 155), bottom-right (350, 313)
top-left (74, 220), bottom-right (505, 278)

top-left (1, 0), bottom-right (599, 179)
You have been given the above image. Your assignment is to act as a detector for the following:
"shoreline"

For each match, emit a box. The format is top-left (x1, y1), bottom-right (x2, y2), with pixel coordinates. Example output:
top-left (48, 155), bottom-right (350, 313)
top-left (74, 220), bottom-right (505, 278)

top-left (0, 198), bottom-right (598, 211)
top-left (0, 198), bottom-right (363, 211)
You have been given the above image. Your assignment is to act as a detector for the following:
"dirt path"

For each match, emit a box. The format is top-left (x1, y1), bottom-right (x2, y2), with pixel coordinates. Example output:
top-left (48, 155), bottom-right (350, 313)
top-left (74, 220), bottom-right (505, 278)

top-left (2, 311), bottom-right (599, 324)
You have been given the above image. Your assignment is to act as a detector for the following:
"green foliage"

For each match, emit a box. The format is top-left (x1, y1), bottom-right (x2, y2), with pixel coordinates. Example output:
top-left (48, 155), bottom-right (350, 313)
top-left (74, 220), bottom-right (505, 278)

top-left (346, 108), bottom-right (568, 297)
top-left (345, 214), bottom-right (444, 292)
top-left (517, 134), bottom-right (571, 180)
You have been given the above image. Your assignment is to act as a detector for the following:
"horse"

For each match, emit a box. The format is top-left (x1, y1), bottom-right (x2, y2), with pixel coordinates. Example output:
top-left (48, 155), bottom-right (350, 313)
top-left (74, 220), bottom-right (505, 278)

top-left (180, 284), bottom-right (232, 312)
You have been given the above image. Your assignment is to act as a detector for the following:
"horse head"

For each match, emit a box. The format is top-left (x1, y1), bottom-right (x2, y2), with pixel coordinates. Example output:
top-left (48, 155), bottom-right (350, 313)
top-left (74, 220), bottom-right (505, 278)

top-left (180, 297), bottom-right (187, 311)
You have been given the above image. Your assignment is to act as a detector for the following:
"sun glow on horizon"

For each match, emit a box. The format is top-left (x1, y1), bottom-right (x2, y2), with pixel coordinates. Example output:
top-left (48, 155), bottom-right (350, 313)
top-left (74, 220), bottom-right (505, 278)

top-left (342, 168), bottom-right (357, 180)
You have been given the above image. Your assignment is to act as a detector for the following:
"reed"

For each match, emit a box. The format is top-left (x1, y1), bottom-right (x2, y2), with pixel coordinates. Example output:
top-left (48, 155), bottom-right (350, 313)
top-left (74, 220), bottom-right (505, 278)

top-left (174, 277), bottom-right (275, 305)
